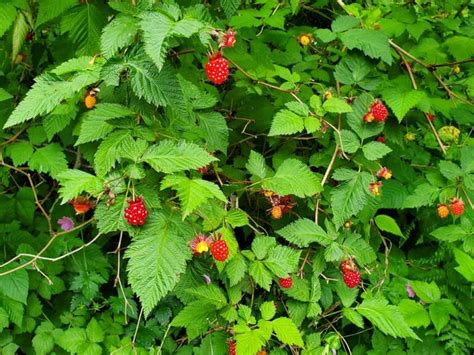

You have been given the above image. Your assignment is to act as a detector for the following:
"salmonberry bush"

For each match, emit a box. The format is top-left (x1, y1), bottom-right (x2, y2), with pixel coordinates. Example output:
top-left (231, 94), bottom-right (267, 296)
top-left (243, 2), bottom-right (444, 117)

top-left (0, 0), bottom-right (473, 354)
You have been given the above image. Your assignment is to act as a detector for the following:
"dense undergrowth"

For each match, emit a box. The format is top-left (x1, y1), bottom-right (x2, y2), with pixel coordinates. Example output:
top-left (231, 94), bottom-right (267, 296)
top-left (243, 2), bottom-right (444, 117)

top-left (0, 0), bottom-right (473, 354)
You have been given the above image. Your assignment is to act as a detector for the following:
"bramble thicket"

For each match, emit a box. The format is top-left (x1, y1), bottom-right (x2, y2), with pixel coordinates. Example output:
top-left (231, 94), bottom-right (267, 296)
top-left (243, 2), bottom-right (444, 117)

top-left (0, 0), bottom-right (473, 354)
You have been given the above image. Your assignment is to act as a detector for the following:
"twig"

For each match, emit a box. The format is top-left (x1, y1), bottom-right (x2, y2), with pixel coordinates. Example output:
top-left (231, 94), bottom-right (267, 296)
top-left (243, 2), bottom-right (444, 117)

top-left (113, 231), bottom-right (132, 324)
top-left (429, 58), bottom-right (474, 68)
top-left (157, 324), bottom-right (172, 355)
top-left (132, 307), bottom-right (144, 345)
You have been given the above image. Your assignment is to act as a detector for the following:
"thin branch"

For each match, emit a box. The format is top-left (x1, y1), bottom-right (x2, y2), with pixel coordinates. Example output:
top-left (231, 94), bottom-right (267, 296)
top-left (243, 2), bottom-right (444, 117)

top-left (429, 58), bottom-right (474, 68)
top-left (132, 307), bottom-right (144, 345)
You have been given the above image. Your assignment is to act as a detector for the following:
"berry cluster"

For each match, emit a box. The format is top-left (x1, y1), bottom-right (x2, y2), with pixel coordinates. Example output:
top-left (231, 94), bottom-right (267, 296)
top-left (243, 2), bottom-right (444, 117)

top-left (340, 259), bottom-right (361, 288)
top-left (205, 28), bottom-right (236, 85)
top-left (263, 190), bottom-right (295, 220)
top-left (368, 166), bottom-right (393, 196)
top-left (124, 197), bottom-right (148, 226)
top-left (438, 198), bottom-right (465, 218)
top-left (363, 100), bottom-right (388, 123)
top-left (227, 339), bottom-right (236, 355)
top-left (190, 233), bottom-right (229, 262)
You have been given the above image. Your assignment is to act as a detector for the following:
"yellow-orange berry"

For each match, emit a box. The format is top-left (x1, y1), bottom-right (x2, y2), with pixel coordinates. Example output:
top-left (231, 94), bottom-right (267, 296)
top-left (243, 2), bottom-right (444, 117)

top-left (298, 33), bottom-right (312, 46)
top-left (437, 204), bottom-right (449, 219)
top-left (84, 94), bottom-right (96, 109)
top-left (271, 206), bottom-right (283, 220)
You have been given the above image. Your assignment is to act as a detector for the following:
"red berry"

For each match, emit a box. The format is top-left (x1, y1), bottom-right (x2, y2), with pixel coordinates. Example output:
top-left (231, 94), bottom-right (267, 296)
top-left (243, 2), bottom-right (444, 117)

top-left (25, 31), bottom-right (34, 41)
top-left (197, 166), bottom-right (209, 174)
top-left (437, 204), bottom-right (449, 218)
top-left (343, 270), bottom-right (361, 288)
top-left (427, 113), bottom-right (435, 122)
top-left (376, 136), bottom-right (385, 143)
top-left (205, 52), bottom-right (229, 85)
top-left (124, 197), bottom-right (148, 226)
top-left (228, 340), bottom-right (236, 355)
top-left (340, 260), bottom-right (352, 273)
top-left (221, 29), bottom-right (236, 48)
top-left (371, 101), bottom-right (388, 122)
top-left (450, 198), bottom-right (465, 216)
top-left (278, 276), bottom-right (293, 289)
top-left (210, 238), bottom-right (229, 262)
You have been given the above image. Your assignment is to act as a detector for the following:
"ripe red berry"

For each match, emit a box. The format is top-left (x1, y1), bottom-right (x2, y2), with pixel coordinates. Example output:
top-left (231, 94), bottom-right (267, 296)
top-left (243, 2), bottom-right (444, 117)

top-left (124, 197), bottom-right (148, 226)
top-left (343, 270), bottom-right (361, 288)
top-left (376, 135), bottom-right (385, 143)
top-left (340, 260), bottom-right (353, 273)
top-left (278, 276), bottom-right (293, 289)
top-left (437, 204), bottom-right (449, 218)
top-left (205, 52), bottom-right (229, 85)
top-left (450, 198), bottom-right (465, 216)
top-left (227, 340), bottom-right (236, 355)
top-left (210, 238), bottom-right (229, 262)
top-left (197, 166), bottom-right (209, 174)
top-left (371, 101), bottom-right (388, 122)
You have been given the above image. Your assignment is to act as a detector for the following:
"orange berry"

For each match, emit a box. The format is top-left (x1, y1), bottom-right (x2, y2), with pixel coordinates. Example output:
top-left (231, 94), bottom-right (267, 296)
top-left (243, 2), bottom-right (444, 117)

top-left (437, 204), bottom-right (449, 218)
top-left (271, 206), bottom-right (283, 220)
top-left (84, 94), bottom-right (96, 109)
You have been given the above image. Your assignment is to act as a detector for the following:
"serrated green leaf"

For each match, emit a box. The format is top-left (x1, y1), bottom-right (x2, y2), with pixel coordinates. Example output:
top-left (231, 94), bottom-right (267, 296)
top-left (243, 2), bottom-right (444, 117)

top-left (57, 169), bottom-right (103, 203)
top-left (453, 249), bottom-right (474, 282)
top-left (398, 300), bottom-right (430, 328)
top-left (249, 261), bottom-right (273, 291)
top-left (272, 317), bottom-right (304, 346)
top-left (382, 88), bottom-right (425, 122)
top-left (269, 108), bottom-right (305, 136)
top-left (343, 308), bottom-right (364, 328)
top-left (86, 318), bottom-right (104, 343)
top-left (410, 280), bottom-right (440, 304)
top-left (36, 0), bottom-right (77, 27)
top-left (141, 140), bottom-right (217, 174)
top-left (246, 150), bottom-right (268, 179)
top-left (260, 301), bottom-right (276, 321)
top-left (0, 266), bottom-right (28, 304)
top-left (125, 213), bottom-right (192, 317)
top-left (5, 142), bottom-right (33, 166)
top-left (323, 97), bottom-right (353, 113)
top-left (362, 141), bottom-right (392, 160)
top-left (277, 218), bottom-right (332, 247)
top-left (101, 14), bottom-right (139, 59)
top-left (356, 297), bottom-right (419, 339)
top-left (197, 111), bottom-right (229, 154)
top-left (29, 144), bottom-right (67, 178)
top-left (339, 129), bottom-right (360, 154)
top-left (341, 29), bottom-right (392, 64)
top-left (186, 285), bottom-right (228, 309)
top-left (140, 12), bottom-right (174, 71)
top-left (0, 3), bottom-right (16, 38)
top-left (263, 159), bottom-right (321, 198)
top-left (225, 253), bottom-right (248, 287)
top-left (263, 245), bottom-right (300, 277)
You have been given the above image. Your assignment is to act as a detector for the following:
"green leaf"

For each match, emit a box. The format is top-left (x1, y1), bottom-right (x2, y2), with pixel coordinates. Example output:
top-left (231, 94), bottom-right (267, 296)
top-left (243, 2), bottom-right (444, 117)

top-left (362, 141), bottom-right (392, 161)
top-left (398, 300), bottom-right (430, 328)
top-left (453, 249), bottom-right (474, 282)
top-left (0, 3), bottom-right (16, 38)
top-left (272, 317), bottom-right (304, 347)
top-left (57, 169), bottom-right (103, 203)
top-left (0, 266), bottom-right (28, 304)
top-left (29, 144), bottom-right (67, 178)
top-left (172, 301), bottom-right (216, 339)
top-left (260, 301), bottom-right (276, 321)
top-left (197, 112), bottom-right (229, 154)
top-left (332, 16), bottom-right (359, 32)
top-left (339, 129), bottom-right (360, 154)
top-left (36, 0), bottom-right (77, 27)
top-left (162, 175), bottom-right (226, 218)
top-left (94, 130), bottom-right (133, 177)
top-left (330, 169), bottom-right (375, 226)
top-left (5, 142), bottom-right (33, 166)
top-left (249, 261), bottom-right (273, 291)
top-left (402, 183), bottom-right (439, 208)
top-left (235, 329), bottom-right (267, 355)
top-left (32, 331), bottom-right (55, 354)
top-left (356, 297), bottom-right (420, 340)
top-left (101, 14), bottom-right (139, 59)
top-left (263, 245), bottom-right (301, 278)
top-left (125, 213), bottom-right (192, 317)
top-left (86, 318), bottom-right (104, 343)
top-left (11, 12), bottom-right (28, 66)
top-left (409, 280), bottom-right (441, 303)
top-left (262, 159), bottom-right (321, 198)
top-left (430, 225), bottom-right (467, 242)
top-left (225, 208), bottom-right (249, 228)
top-left (128, 57), bottom-right (185, 109)
top-left (323, 97), bottom-right (353, 113)
top-left (343, 308), bottom-right (364, 328)
top-left (374, 215), bottom-right (404, 237)
top-left (334, 54), bottom-right (372, 87)
top-left (252, 236), bottom-right (277, 260)
top-left (340, 29), bottom-right (392, 64)
top-left (4, 73), bottom-right (93, 128)
top-left (141, 140), bottom-right (217, 174)
top-left (429, 299), bottom-right (456, 334)
top-left (276, 218), bottom-right (332, 247)
top-left (269, 108), bottom-right (305, 136)
top-left (186, 285), bottom-right (228, 309)
top-left (140, 12), bottom-right (174, 71)
top-left (225, 254), bottom-right (248, 287)
top-left (335, 277), bottom-right (358, 307)
top-left (56, 328), bottom-right (87, 353)
top-left (76, 103), bottom-right (135, 145)
top-left (246, 150), bottom-right (268, 179)
top-left (438, 160), bottom-right (463, 181)
top-left (61, 4), bottom-right (107, 55)
top-left (0, 88), bottom-right (13, 102)
top-left (0, 307), bottom-right (8, 332)
top-left (221, 0), bottom-right (241, 18)
top-left (382, 88), bottom-right (426, 122)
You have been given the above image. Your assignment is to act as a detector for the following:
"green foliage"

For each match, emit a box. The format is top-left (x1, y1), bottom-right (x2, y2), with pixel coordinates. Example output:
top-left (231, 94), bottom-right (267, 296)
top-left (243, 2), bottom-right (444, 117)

top-left (0, 1), bottom-right (473, 354)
